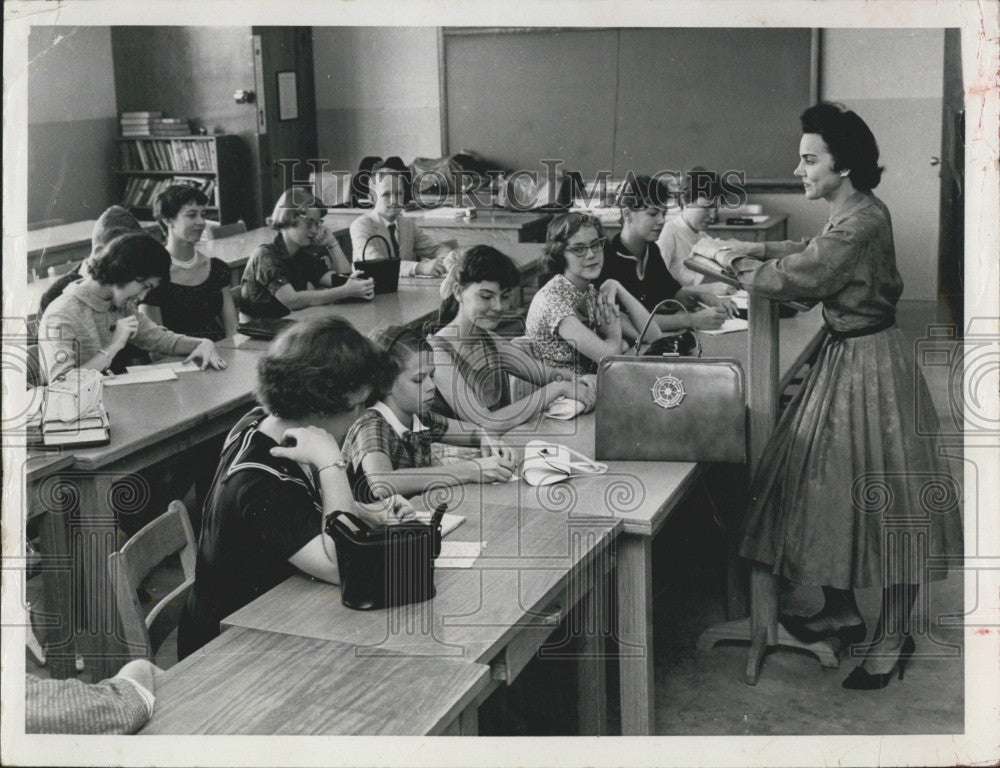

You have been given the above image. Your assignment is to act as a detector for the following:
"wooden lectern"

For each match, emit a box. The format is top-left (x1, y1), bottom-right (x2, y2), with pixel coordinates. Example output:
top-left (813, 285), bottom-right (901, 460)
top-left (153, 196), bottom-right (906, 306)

top-left (696, 294), bottom-right (838, 683)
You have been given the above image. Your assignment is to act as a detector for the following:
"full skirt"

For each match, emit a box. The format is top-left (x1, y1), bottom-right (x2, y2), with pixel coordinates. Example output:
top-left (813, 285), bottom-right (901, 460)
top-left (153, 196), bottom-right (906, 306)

top-left (738, 327), bottom-right (963, 589)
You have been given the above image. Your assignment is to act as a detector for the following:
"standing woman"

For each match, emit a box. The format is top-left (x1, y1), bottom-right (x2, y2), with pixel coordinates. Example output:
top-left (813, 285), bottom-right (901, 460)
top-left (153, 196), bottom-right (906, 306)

top-left (140, 185), bottom-right (238, 340)
top-left (694, 103), bottom-right (962, 689)
top-left (525, 212), bottom-right (661, 375)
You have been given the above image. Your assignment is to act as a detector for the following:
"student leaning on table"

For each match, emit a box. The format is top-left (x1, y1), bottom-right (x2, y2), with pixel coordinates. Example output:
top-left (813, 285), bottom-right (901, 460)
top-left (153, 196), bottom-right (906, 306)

top-left (341, 325), bottom-right (517, 504)
top-left (601, 174), bottom-right (731, 332)
top-left (524, 212), bottom-right (662, 375)
top-left (349, 166), bottom-right (449, 277)
top-left (239, 187), bottom-right (375, 318)
top-left (177, 317), bottom-right (415, 659)
top-left (693, 102), bottom-right (962, 690)
top-left (37, 232), bottom-right (226, 384)
top-left (428, 245), bottom-right (597, 433)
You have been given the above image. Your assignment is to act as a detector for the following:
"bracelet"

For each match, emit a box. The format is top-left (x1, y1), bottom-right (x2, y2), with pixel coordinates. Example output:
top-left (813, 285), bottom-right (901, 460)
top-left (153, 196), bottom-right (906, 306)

top-left (317, 459), bottom-right (347, 473)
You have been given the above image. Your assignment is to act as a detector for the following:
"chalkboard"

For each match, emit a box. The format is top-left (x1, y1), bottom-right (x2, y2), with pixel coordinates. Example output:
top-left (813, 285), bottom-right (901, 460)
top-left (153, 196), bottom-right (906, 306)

top-left (444, 28), bottom-right (816, 184)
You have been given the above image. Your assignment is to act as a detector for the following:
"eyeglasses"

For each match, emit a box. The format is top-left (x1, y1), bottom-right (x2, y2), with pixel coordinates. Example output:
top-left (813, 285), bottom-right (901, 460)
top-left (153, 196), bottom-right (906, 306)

top-left (296, 214), bottom-right (324, 230)
top-left (564, 238), bottom-right (607, 257)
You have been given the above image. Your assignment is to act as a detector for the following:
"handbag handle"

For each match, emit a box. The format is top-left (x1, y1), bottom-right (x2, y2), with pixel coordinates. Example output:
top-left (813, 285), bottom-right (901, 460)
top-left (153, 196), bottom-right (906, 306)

top-left (361, 234), bottom-right (393, 262)
top-left (633, 298), bottom-right (702, 357)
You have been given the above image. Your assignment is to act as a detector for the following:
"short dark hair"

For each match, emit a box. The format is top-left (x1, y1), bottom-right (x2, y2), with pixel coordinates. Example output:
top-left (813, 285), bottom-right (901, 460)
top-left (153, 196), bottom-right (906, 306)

top-left (800, 102), bottom-right (883, 191)
top-left (370, 325), bottom-right (431, 400)
top-left (438, 245), bottom-right (521, 324)
top-left (256, 316), bottom-right (382, 420)
top-left (615, 174), bottom-right (674, 210)
top-left (543, 212), bottom-right (605, 278)
top-left (154, 184), bottom-right (210, 234)
top-left (88, 233), bottom-right (171, 286)
top-left (684, 168), bottom-right (723, 205)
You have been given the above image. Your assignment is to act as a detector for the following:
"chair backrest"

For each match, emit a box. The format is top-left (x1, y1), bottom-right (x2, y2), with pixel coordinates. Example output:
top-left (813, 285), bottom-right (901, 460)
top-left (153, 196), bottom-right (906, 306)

top-left (107, 500), bottom-right (197, 662)
top-left (26, 344), bottom-right (42, 389)
top-left (204, 220), bottom-right (247, 241)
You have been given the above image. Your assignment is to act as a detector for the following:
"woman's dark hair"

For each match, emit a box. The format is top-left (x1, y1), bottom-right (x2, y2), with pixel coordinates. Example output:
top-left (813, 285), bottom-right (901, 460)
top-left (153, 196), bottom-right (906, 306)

top-left (543, 212), bottom-right (605, 278)
top-left (370, 325), bottom-right (431, 400)
top-left (256, 316), bottom-right (382, 420)
top-left (615, 174), bottom-right (675, 210)
top-left (154, 184), bottom-right (210, 235)
top-left (438, 245), bottom-right (520, 324)
top-left (800, 102), bottom-right (883, 191)
top-left (89, 233), bottom-right (171, 286)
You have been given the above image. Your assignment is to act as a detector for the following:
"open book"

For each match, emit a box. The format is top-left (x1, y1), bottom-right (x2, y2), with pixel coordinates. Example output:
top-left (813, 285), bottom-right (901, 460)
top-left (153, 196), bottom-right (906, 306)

top-left (684, 256), bottom-right (813, 313)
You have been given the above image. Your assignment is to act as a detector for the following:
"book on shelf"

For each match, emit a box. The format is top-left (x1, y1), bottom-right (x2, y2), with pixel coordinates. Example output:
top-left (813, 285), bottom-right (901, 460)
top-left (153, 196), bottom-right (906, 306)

top-left (121, 111), bottom-right (163, 118)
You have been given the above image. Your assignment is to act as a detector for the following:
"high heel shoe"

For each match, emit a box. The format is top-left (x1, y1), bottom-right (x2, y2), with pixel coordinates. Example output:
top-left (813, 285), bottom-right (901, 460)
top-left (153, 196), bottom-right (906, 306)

top-left (842, 635), bottom-right (916, 690)
top-left (779, 615), bottom-right (867, 647)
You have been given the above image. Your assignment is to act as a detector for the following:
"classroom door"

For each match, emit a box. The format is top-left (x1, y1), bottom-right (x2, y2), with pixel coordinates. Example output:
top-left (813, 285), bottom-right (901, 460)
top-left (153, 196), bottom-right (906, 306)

top-left (252, 27), bottom-right (319, 212)
top-left (937, 29), bottom-right (964, 332)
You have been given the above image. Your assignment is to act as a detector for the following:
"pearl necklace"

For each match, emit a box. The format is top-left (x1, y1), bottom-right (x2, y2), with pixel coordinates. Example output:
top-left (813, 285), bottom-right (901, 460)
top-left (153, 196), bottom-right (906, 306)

top-left (171, 254), bottom-right (200, 270)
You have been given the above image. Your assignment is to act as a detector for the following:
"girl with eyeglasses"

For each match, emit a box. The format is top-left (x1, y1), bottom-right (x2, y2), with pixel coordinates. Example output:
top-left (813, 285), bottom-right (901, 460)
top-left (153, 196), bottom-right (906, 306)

top-left (240, 187), bottom-right (375, 318)
top-left (524, 212), bottom-right (662, 374)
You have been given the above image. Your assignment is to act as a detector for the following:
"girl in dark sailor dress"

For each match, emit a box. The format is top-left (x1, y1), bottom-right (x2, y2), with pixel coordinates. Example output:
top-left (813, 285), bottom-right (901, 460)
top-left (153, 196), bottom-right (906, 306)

top-left (695, 103), bottom-right (962, 689)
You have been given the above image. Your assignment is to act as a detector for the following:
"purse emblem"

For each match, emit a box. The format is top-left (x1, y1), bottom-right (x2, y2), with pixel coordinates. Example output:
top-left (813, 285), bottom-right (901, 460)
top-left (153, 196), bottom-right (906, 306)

top-left (650, 375), bottom-right (686, 409)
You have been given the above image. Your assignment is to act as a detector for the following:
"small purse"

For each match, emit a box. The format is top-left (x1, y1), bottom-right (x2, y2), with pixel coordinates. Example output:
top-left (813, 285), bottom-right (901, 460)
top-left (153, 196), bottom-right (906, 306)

top-left (521, 441), bottom-right (608, 486)
top-left (595, 299), bottom-right (746, 463)
top-left (355, 234), bottom-right (401, 295)
top-left (324, 506), bottom-right (444, 610)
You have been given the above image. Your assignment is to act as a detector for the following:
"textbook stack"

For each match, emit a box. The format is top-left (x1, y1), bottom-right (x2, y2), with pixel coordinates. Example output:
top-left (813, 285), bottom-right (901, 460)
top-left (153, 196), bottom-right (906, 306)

top-left (120, 111), bottom-right (162, 137)
top-left (150, 117), bottom-right (192, 137)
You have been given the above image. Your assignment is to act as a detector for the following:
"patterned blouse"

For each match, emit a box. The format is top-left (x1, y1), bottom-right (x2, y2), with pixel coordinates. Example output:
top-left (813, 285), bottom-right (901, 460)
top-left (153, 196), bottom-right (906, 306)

top-left (524, 273), bottom-right (601, 375)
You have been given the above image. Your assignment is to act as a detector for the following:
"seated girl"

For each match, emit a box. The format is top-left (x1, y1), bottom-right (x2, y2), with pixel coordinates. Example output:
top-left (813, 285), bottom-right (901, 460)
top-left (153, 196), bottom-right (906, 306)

top-left (38, 232), bottom-right (226, 383)
top-left (139, 184), bottom-right (238, 340)
top-left (240, 187), bottom-right (375, 318)
top-left (429, 245), bottom-right (597, 433)
top-left (178, 317), bottom-right (414, 659)
top-left (524, 212), bottom-right (662, 374)
top-left (342, 326), bottom-right (518, 503)
top-left (602, 174), bottom-right (731, 331)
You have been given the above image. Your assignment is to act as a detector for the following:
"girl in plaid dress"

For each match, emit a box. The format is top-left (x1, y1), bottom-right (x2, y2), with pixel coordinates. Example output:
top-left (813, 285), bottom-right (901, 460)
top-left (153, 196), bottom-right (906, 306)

top-left (342, 326), bottom-right (518, 503)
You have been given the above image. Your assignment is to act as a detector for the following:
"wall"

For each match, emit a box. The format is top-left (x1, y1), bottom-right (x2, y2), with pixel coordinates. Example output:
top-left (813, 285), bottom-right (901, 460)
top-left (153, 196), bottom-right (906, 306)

top-left (821, 28), bottom-right (945, 301)
top-left (28, 27), bottom-right (119, 225)
top-left (312, 27), bottom-right (442, 172)
top-left (110, 27), bottom-right (263, 225)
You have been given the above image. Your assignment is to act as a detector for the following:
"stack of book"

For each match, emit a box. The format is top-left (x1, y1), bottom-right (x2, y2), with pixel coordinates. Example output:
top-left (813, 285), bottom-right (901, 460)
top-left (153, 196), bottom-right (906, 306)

top-left (151, 117), bottom-right (192, 137)
top-left (39, 388), bottom-right (111, 448)
top-left (120, 111), bottom-right (162, 137)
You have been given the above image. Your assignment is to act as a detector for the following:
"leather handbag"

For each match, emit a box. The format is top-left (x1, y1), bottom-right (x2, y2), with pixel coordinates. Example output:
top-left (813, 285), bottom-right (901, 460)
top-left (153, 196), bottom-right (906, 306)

top-left (355, 234), bottom-right (400, 295)
top-left (324, 506), bottom-right (445, 610)
top-left (594, 299), bottom-right (746, 463)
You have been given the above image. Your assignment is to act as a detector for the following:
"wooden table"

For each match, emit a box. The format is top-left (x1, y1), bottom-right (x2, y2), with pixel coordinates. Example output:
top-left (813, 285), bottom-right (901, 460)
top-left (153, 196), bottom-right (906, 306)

top-left (26, 220), bottom-right (160, 279)
top-left (39, 285), bottom-right (448, 680)
top-left (223, 501), bottom-right (618, 735)
top-left (140, 627), bottom-right (492, 735)
top-left (492, 306), bottom-right (827, 734)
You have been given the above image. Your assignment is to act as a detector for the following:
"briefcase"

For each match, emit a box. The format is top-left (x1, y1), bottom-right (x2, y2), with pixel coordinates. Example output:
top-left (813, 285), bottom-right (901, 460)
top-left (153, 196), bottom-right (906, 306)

top-left (325, 510), bottom-right (442, 610)
top-left (595, 356), bottom-right (746, 463)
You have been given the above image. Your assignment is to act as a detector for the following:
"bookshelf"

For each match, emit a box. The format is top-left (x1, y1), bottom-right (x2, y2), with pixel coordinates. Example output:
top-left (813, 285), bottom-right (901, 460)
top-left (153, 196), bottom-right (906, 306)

top-left (115, 134), bottom-right (252, 225)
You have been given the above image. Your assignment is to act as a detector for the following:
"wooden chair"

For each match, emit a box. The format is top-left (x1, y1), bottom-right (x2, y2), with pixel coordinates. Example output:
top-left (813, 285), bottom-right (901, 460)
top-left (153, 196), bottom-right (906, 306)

top-left (106, 500), bottom-right (196, 664)
top-left (204, 220), bottom-right (247, 240)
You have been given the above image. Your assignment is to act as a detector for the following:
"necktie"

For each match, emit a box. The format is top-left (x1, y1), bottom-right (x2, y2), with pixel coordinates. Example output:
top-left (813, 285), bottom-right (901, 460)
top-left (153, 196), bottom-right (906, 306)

top-left (387, 224), bottom-right (400, 259)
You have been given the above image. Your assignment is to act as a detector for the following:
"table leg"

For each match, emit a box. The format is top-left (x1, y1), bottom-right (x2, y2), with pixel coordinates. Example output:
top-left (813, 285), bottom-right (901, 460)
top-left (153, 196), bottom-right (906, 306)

top-left (576, 582), bottom-right (608, 735)
top-left (37, 502), bottom-right (75, 679)
top-left (458, 702), bottom-right (479, 735)
top-left (73, 471), bottom-right (126, 681)
top-left (616, 533), bottom-right (654, 735)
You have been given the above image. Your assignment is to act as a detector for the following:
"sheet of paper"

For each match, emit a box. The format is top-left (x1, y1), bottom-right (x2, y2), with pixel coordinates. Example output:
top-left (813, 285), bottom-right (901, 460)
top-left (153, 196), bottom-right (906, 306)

top-left (700, 318), bottom-right (749, 335)
top-left (104, 368), bottom-right (178, 386)
top-left (436, 540), bottom-right (482, 569)
top-left (126, 361), bottom-right (199, 374)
